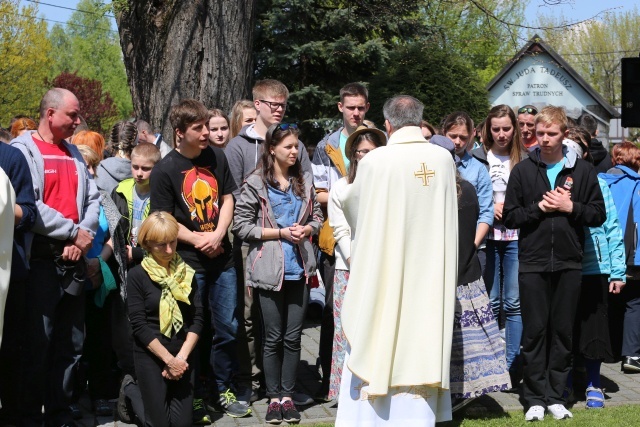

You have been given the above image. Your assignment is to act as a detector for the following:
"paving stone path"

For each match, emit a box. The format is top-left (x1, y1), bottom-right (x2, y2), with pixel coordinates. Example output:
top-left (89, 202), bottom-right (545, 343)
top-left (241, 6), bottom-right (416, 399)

top-left (74, 322), bottom-right (640, 426)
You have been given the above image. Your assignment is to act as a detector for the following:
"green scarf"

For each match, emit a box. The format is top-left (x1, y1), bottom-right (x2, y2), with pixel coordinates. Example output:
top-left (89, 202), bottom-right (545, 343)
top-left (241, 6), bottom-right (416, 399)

top-left (141, 253), bottom-right (195, 338)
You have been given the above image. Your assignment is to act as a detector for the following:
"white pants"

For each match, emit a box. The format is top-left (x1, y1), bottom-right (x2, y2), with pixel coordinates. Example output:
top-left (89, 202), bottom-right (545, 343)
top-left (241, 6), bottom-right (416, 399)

top-left (336, 347), bottom-right (452, 426)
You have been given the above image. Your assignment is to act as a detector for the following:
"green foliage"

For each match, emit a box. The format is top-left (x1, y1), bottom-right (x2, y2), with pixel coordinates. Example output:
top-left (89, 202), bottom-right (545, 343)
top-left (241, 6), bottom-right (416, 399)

top-left (0, 0), bottom-right (52, 126)
top-left (50, 71), bottom-right (119, 134)
top-left (536, 6), bottom-right (640, 106)
top-left (254, 0), bottom-right (417, 143)
top-left (254, 0), bottom-right (524, 144)
top-left (420, 0), bottom-right (526, 85)
top-left (368, 42), bottom-right (490, 128)
top-left (48, 0), bottom-right (132, 124)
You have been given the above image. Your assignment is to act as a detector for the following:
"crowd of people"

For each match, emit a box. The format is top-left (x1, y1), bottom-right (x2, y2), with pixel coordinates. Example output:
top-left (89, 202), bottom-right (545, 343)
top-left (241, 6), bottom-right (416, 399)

top-left (0, 80), bottom-right (639, 427)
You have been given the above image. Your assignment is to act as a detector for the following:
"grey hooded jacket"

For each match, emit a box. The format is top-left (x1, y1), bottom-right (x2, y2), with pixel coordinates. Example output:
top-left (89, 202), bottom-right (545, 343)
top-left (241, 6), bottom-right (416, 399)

top-left (96, 156), bottom-right (132, 194)
top-left (232, 171), bottom-right (323, 291)
top-left (11, 131), bottom-right (100, 243)
top-left (226, 124), bottom-right (313, 200)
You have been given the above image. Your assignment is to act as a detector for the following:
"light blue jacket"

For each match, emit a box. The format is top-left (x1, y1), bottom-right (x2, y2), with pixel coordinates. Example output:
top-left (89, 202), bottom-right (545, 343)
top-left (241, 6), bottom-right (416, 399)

top-left (582, 177), bottom-right (626, 282)
top-left (11, 131), bottom-right (100, 242)
top-left (457, 151), bottom-right (493, 227)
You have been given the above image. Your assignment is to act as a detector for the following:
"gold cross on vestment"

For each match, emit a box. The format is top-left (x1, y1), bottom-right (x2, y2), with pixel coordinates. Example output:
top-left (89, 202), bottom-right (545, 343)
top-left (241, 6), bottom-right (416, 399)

top-left (414, 163), bottom-right (435, 186)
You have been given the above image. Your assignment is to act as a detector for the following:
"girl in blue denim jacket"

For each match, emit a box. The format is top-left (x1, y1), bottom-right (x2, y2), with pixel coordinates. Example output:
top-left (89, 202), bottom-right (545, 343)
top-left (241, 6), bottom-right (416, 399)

top-left (233, 123), bottom-right (322, 424)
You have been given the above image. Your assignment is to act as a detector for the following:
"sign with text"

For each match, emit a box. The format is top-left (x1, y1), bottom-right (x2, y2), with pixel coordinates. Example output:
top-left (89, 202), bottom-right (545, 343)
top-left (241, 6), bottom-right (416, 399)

top-left (489, 54), bottom-right (596, 119)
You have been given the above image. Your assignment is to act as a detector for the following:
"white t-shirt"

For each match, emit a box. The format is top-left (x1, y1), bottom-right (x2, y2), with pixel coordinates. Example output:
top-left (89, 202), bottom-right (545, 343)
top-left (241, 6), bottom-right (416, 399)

top-left (487, 150), bottom-right (517, 241)
top-left (130, 187), bottom-right (150, 246)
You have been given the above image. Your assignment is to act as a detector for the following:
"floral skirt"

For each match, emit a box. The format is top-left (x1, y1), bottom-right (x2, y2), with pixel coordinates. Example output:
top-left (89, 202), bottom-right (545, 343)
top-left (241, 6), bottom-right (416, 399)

top-left (328, 269), bottom-right (349, 400)
top-left (450, 277), bottom-right (511, 398)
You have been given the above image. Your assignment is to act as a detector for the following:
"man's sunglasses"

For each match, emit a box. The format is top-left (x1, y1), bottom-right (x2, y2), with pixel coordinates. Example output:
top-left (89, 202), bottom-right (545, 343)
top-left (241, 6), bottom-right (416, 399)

top-left (518, 107), bottom-right (538, 115)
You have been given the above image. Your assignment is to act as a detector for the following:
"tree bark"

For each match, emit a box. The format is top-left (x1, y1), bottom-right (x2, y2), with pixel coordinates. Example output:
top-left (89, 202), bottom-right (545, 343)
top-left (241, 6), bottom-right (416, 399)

top-left (116, 0), bottom-right (257, 145)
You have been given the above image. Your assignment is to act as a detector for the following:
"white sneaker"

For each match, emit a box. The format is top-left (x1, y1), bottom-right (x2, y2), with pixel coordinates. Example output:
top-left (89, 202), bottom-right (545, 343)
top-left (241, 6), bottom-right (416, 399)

top-left (525, 405), bottom-right (545, 421)
top-left (547, 404), bottom-right (573, 420)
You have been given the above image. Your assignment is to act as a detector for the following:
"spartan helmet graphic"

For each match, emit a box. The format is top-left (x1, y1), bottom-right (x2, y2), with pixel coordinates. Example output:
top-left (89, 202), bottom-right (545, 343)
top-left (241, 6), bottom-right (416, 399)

top-left (192, 178), bottom-right (212, 222)
top-left (182, 166), bottom-right (219, 224)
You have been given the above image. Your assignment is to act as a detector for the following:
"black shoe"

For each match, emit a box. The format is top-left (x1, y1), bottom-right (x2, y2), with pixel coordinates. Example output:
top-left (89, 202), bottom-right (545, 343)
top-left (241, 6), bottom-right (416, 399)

top-left (281, 400), bottom-right (301, 423)
top-left (93, 399), bottom-right (112, 417)
top-left (68, 404), bottom-right (82, 420)
top-left (265, 401), bottom-right (282, 424)
top-left (117, 374), bottom-right (135, 423)
top-left (192, 398), bottom-right (211, 425)
top-left (622, 356), bottom-right (640, 373)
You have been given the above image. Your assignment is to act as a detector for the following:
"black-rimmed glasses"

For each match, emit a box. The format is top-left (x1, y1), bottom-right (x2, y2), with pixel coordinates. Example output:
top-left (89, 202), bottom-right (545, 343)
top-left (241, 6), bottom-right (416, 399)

top-left (260, 100), bottom-right (287, 111)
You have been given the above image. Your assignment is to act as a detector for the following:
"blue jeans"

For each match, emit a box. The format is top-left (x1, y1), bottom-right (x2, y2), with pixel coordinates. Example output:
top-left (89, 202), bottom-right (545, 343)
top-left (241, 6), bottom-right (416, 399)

top-left (196, 267), bottom-right (239, 393)
top-left (484, 240), bottom-right (522, 373)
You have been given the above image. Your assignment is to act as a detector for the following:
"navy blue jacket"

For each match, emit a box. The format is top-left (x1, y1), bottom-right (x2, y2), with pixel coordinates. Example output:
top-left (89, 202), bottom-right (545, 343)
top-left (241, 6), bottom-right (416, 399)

top-left (0, 143), bottom-right (37, 280)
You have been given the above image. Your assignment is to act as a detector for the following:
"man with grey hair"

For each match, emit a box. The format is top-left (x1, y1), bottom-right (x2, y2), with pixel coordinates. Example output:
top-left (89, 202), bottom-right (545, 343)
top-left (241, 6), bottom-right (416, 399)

top-left (135, 119), bottom-right (172, 158)
top-left (11, 87), bottom-right (100, 427)
top-left (335, 95), bottom-right (458, 426)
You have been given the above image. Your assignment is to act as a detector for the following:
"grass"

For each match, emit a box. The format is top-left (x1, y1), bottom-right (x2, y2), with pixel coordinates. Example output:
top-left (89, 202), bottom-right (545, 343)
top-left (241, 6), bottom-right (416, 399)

top-left (311, 404), bottom-right (640, 426)
top-left (440, 404), bottom-right (640, 426)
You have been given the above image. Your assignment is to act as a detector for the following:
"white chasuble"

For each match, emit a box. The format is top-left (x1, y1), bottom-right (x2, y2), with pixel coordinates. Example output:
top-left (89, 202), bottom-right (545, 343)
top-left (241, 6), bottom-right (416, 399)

top-left (338, 126), bottom-right (458, 424)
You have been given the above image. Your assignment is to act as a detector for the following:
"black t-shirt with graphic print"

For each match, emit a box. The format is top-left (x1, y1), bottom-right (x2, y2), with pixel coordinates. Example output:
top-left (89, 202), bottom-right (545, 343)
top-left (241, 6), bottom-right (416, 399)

top-left (150, 146), bottom-right (237, 273)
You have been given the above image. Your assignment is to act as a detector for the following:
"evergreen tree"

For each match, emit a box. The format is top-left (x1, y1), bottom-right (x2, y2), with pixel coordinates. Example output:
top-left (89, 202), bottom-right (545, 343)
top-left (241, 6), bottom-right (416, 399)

top-left (368, 42), bottom-right (490, 127)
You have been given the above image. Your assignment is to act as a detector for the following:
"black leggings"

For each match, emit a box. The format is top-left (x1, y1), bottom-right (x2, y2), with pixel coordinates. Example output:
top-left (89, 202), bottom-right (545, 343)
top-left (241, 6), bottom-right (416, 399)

top-left (133, 348), bottom-right (194, 427)
top-left (257, 280), bottom-right (309, 399)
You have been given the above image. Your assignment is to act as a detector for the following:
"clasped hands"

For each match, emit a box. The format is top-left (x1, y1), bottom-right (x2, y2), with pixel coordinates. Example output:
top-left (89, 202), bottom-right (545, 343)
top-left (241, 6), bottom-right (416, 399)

top-left (162, 355), bottom-right (189, 380)
top-left (280, 223), bottom-right (306, 245)
top-left (538, 187), bottom-right (573, 214)
top-left (62, 228), bottom-right (94, 261)
top-left (194, 230), bottom-right (225, 258)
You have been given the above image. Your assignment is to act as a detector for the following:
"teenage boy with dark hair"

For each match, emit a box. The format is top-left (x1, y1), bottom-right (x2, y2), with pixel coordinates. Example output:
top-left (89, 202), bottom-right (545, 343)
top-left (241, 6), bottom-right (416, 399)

top-left (150, 99), bottom-right (250, 419)
top-left (311, 82), bottom-right (370, 400)
top-left (226, 79), bottom-right (312, 406)
top-left (577, 113), bottom-right (612, 174)
top-left (503, 106), bottom-right (606, 422)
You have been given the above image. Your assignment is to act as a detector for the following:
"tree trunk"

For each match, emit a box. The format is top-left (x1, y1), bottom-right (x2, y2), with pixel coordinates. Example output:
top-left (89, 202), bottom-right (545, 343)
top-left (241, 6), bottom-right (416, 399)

top-left (116, 0), bottom-right (257, 145)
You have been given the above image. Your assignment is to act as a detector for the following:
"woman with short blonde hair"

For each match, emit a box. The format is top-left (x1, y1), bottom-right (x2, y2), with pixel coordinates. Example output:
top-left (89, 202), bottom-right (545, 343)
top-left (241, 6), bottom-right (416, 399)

top-left (126, 211), bottom-right (203, 427)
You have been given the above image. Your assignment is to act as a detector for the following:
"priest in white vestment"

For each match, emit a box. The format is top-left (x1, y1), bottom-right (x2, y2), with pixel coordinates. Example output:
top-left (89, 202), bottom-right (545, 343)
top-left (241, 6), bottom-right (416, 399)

top-left (336, 95), bottom-right (458, 426)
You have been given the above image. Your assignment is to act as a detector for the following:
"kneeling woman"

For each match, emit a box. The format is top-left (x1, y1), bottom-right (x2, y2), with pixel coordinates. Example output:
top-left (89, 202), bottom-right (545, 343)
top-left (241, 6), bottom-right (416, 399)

top-left (127, 212), bottom-right (203, 427)
top-left (233, 123), bottom-right (322, 424)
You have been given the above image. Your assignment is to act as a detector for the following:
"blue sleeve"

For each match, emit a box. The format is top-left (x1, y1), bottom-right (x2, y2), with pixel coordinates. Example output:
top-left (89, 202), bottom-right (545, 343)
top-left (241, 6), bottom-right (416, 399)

top-left (600, 179), bottom-right (626, 282)
top-left (476, 165), bottom-right (494, 227)
top-left (12, 151), bottom-right (37, 232)
top-left (1, 147), bottom-right (37, 232)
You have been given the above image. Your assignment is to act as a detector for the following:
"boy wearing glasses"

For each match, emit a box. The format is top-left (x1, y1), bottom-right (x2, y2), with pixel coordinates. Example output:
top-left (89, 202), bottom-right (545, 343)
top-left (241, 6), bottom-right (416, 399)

top-left (517, 105), bottom-right (538, 151)
top-left (311, 82), bottom-right (370, 400)
top-left (150, 100), bottom-right (250, 419)
top-left (227, 79), bottom-right (312, 198)
top-left (226, 79), bottom-right (312, 406)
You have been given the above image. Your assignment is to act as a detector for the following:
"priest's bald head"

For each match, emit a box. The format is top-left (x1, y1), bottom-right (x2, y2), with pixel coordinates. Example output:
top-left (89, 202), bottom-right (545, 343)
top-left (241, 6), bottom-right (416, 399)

top-left (383, 95), bottom-right (424, 136)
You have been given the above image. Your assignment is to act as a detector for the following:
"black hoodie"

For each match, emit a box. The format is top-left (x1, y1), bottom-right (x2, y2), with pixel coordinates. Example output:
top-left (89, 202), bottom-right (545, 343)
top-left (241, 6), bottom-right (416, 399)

top-left (589, 137), bottom-right (613, 174)
top-left (503, 147), bottom-right (606, 273)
